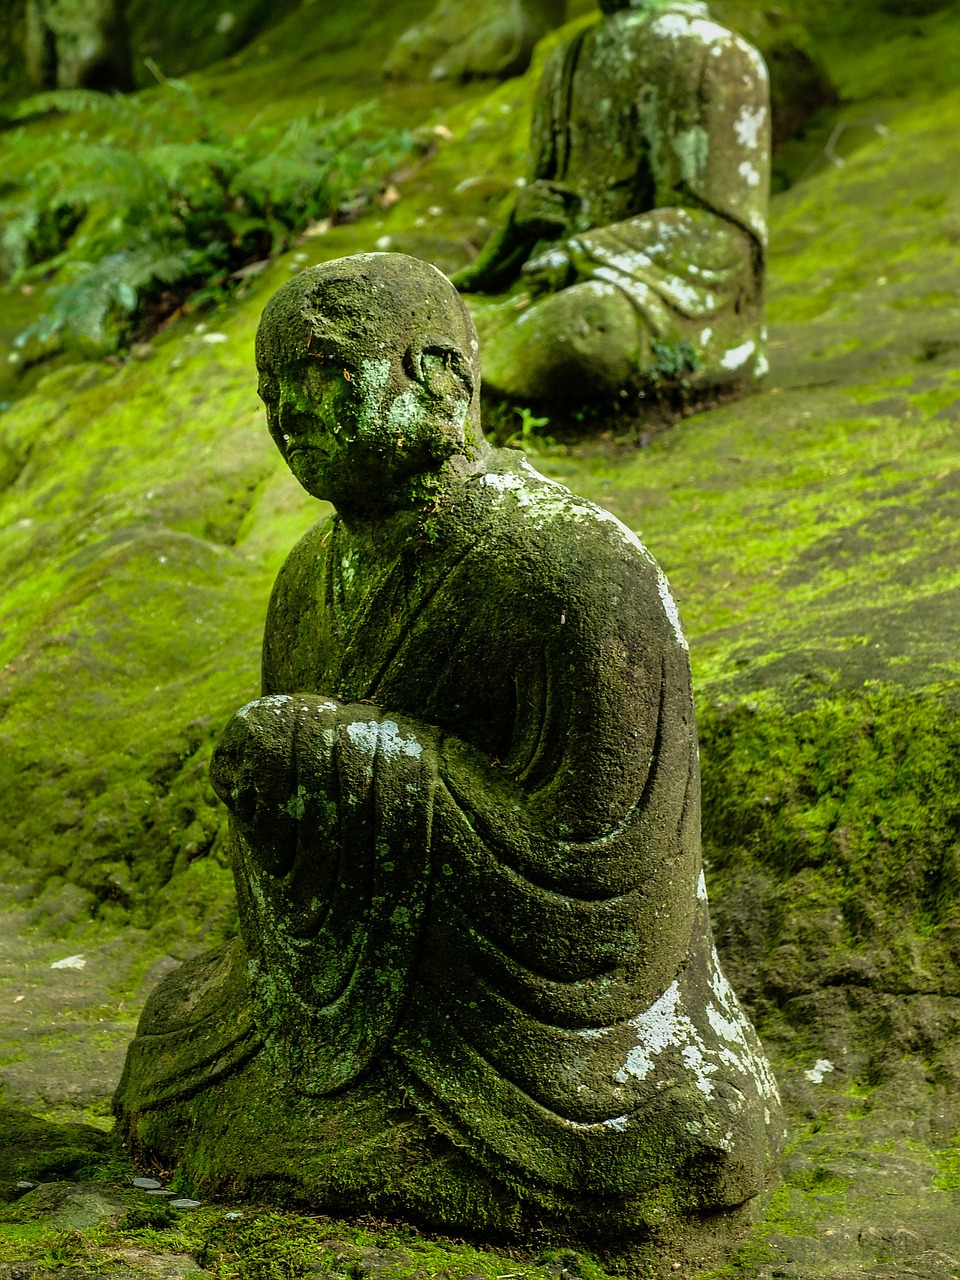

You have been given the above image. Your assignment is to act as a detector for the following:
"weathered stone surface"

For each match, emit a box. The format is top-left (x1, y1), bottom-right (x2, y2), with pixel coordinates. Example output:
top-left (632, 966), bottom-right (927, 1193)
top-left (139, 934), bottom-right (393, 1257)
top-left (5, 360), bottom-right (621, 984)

top-left (113, 253), bottom-right (783, 1264)
top-left (25, 0), bottom-right (132, 91)
top-left (384, 0), bottom-right (566, 82)
top-left (454, 0), bottom-right (770, 411)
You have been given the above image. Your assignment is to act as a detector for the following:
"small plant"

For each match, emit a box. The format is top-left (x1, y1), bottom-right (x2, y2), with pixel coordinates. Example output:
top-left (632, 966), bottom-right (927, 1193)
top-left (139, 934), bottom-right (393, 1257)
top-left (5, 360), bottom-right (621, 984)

top-left (1, 81), bottom-right (413, 354)
top-left (505, 404), bottom-right (553, 452)
top-left (648, 337), bottom-right (701, 386)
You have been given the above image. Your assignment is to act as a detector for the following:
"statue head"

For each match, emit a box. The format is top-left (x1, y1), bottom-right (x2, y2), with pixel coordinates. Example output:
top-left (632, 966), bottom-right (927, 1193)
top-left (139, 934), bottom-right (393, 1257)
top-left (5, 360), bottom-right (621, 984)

top-left (256, 252), bottom-right (483, 517)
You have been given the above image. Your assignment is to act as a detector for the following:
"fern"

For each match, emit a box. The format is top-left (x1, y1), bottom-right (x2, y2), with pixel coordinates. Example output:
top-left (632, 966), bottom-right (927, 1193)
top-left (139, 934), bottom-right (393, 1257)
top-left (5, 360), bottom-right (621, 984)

top-left (15, 247), bottom-right (196, 347)
top-left (2, 82), bottom-right (413, 354)
top-left (12, 88), bottom-right (149, 131)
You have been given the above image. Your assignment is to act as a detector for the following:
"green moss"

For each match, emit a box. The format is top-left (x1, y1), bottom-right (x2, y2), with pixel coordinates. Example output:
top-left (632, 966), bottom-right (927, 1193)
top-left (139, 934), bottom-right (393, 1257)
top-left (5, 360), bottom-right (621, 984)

top-left (934, 1138), bottom-right (960, 1192)
top-left (0, 1106), bottom-right (134, 1199)
top-left (700, 683), bottom-right (960, 916)
top-left (1, 1199), bottom-right (629, 1280)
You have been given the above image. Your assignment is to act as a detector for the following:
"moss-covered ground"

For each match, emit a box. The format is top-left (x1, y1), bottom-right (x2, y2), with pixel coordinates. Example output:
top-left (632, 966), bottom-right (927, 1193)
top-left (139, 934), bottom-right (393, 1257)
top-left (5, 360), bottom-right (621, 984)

top-left (2, 0), bottom-right (960, 1275)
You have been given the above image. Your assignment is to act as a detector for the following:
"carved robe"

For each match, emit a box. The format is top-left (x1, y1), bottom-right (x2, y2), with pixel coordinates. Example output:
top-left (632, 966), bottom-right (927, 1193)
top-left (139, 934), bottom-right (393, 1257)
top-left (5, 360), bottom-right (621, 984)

top-left (116, 451), bottom-right (781, 1208)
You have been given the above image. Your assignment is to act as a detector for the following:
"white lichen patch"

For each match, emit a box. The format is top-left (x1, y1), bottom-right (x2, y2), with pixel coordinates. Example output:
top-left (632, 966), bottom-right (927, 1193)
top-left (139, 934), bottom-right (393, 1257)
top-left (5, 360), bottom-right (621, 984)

top-left (650, 9), bottom-right (726, 46)
top-left (599, 248), bottom-right (654, 275)
top-left (529, 247), bottom-right (571, 272)
top-left (378, 719), bottom-right (424, 760)
top-left (237, 694), bottom-right (292, 719)
top-left (737, 160), bottom-right (761, 188)
top-left (697, 869), bottom-right (708, 900)
top-left (805, 1059), bottom-right (835, 1084)
top-left (614, 946), bottom-right (780, 1108)
top-left (384, 387), bottom-right (429, 436)
top-left (710, 946), bottom-right (781, 1102)
top-left (662, 277), bottom-right (713, 314)
top-left (656, 567), bottom-right (688, 650)
top-left (355, 357), bottom-right (391, 402)
top-left (615, 980), bottom-right (684, 1084)
top-left (603, 1114), bottom-right (629, 1132)
top-left (479, 471), bottom-right (523, 494)
top-left (672, 125), bottom-right (710, 186)
top-left (345, 720), bottom-right (380, 755)
top-left (681, 1043), bottom-right (719, 1096)
top-left (734, 104), bottom-right (767, 150)
top-left (344, 717), bottom-right (423, 760)
top-left (720, 339), bottom-right (756, 370)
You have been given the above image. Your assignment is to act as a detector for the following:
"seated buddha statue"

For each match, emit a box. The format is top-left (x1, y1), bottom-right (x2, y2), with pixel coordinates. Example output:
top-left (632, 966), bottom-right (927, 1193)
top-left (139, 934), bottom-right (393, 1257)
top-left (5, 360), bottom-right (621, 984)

top-left (114, 252), bottom-right (783, 1260)
top-left (454, 0), bottom-right (771, 409)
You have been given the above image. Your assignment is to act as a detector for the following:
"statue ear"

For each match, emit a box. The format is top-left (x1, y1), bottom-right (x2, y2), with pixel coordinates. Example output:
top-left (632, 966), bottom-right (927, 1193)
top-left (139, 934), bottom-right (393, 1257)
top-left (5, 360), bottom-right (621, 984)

top-left (404, 336), bottom-right (475, 403)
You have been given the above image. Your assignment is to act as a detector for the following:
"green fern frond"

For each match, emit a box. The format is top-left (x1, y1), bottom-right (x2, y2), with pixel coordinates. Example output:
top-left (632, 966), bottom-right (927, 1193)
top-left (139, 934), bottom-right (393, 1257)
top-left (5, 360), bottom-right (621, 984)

top-left (6, 83), bottom-right (413, 355)
top-left (16, 245), bottom-right (197, 349)
top-left (149, 142), bottom-right (239, 187)
top-left (27, 144), bottom-right (165, 209)
top-left (12, 88), bottom-right (146, 129)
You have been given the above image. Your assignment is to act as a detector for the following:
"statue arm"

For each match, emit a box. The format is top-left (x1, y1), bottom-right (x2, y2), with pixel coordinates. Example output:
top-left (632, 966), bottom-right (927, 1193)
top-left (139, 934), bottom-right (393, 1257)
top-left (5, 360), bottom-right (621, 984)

top-left (452, 39), bottom-right (581, 294)
top-left (452, 180), bottom-right (581, 293)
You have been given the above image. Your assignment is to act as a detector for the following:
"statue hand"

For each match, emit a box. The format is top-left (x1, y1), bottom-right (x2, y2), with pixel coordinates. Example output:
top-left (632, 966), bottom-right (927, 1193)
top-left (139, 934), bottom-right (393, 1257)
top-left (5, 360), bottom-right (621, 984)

top-left (210, 695), bottom-right (303, 876)
top-left (452, 182), bottom-right (580, 295)
top-left (511, 180), bottom-right (579, 237)
top-left (521, 243), bottom-right (575, 295)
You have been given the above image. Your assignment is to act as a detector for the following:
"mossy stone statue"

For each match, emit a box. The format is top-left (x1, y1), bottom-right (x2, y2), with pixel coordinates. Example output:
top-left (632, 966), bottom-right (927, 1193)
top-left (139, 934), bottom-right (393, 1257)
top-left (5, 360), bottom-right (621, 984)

top-left (114, 253), bottom-right (784, 1265)
top-left (384, 0), bottom-right (566, 83)
top-left (454, 0), bottom-right (771, 410)
top-left (25, 0), bottom-right (132, 91)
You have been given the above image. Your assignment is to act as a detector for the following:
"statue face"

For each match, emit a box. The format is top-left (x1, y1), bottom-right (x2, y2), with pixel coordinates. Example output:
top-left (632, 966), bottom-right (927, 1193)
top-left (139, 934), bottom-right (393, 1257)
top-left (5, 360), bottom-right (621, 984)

top-left (258, 338), bottom-right (473, 514)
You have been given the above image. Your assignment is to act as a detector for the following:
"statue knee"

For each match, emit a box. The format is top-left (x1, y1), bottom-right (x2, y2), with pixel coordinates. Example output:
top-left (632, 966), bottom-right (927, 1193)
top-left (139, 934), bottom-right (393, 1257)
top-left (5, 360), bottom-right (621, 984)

top-left (483, 283), bottom-right (649, 402)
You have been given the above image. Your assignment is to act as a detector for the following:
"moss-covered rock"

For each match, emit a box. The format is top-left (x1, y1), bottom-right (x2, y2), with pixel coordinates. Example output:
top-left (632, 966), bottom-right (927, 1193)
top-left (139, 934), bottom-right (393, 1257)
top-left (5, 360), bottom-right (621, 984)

top-left (0, 1107), bottom-right (129, 1201)
top-left (384, 0), bottom-right (567, 83)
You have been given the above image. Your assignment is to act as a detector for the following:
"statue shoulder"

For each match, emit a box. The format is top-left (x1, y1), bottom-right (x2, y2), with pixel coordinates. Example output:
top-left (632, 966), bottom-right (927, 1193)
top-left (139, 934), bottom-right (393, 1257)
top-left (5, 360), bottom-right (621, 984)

top-left (466, 454), bottom-right (685, 648)
top-left (268, 516), bottom-right (335, 610)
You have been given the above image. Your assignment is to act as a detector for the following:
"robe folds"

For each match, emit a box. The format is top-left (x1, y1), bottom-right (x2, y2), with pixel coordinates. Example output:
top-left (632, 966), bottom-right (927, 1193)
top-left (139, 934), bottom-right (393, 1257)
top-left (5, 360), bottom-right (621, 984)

top-left (116, 451), bottom-right (782, 1206)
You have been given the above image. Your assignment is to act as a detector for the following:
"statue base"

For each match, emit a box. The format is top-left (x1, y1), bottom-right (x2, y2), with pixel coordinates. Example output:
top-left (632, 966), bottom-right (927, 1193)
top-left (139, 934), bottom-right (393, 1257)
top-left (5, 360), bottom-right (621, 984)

top-left (114, 937), bottom-right (778, 1274)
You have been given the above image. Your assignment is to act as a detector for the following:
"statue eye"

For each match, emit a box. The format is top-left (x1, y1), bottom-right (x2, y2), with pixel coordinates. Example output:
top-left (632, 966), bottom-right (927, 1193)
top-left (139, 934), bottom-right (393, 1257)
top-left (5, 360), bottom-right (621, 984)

top-left (343, 369), bottom-right (352, 382)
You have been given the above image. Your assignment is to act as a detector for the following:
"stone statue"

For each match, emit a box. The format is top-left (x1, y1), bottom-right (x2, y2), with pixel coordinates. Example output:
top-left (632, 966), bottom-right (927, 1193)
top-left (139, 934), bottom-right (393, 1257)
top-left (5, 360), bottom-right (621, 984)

top-left (454, 0), bottom-right (771, 409)
top-left (25, 0), bottom-right (133, 92)
top-left (384, 0), bottom-right (566, 83)
top-left (114, 253), bottom-right (783, 1261)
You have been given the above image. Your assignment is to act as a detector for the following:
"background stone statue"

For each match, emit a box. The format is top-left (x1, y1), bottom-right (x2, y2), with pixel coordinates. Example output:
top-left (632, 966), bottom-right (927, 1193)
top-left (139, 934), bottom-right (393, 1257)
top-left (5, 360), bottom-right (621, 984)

top-left (25, 0), bottom-right (132, 91)
top-left (454, 0), bottom-right (771, 409)
top-left (114, 253), bottom-right (784, 1261)
top-left (383, 0), bottom-right (566, 83)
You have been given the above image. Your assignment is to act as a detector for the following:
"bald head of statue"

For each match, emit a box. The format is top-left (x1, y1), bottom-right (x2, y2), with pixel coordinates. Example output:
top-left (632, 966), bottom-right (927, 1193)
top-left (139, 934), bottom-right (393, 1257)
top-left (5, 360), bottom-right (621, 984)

top-left (255, 253), bottom-right (484, 518)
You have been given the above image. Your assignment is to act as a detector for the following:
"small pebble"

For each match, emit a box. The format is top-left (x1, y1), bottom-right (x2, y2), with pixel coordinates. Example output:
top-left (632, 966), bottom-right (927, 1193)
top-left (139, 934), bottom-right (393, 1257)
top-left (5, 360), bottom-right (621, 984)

top-left (146, 1189), bottom-right (177, 1196)
top-left (132, 1177), bottom-right (163, 1190)
top-left (170, 1198), bottom-right (202, 1209)
top-left (16, 1181), bottom-right (35, 1189)
top-left (224, 1210), bottom-right (243, 1220)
